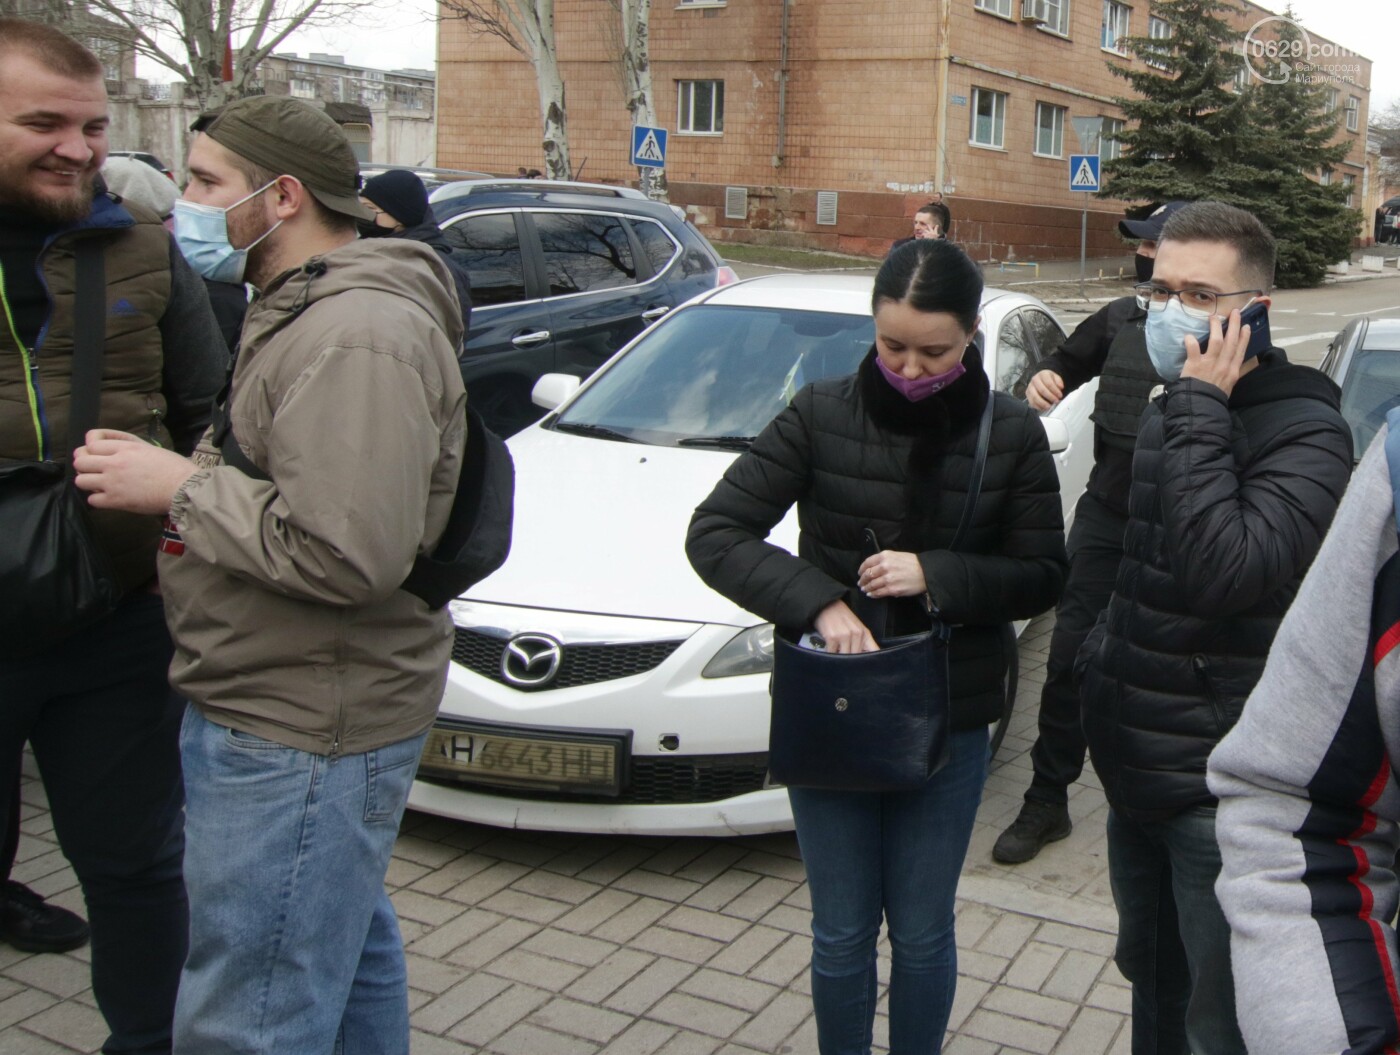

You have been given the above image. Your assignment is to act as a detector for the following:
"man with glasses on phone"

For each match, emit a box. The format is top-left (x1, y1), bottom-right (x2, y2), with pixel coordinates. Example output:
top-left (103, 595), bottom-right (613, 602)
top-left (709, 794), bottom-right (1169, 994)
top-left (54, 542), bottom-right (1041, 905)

top-left (1077, 201), bottom-right (1353, 1054)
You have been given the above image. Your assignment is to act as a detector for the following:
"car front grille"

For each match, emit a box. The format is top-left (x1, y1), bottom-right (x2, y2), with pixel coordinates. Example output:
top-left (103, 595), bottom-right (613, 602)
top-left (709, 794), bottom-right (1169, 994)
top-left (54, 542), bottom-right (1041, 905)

top-left (452, 628), bottom-right (684, 690)
top-left (420, 752), bottom-right (771, 805)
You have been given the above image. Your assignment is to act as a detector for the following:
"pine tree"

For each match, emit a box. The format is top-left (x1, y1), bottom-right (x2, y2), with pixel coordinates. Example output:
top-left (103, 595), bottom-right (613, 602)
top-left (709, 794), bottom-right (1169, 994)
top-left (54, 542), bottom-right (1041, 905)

top-left (1098, 0), bottom-right (1249, 204)
top-left (1229, 9), bottom-right (1358, 286)
top-left (1100, 0), bottom-right (1357, 286)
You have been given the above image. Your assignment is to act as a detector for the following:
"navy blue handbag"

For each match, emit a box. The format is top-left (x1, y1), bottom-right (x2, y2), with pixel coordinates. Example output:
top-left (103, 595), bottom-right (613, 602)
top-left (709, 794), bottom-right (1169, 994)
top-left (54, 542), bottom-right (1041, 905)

top-left (767, 393), bottom-right (994, 792)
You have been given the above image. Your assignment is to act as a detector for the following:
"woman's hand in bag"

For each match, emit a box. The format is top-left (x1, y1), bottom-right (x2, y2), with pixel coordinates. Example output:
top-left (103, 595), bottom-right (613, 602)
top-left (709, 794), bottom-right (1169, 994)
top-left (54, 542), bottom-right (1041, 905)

top-left (73, 429), bottom-right (198, 516)
top-left (814, 600), bottom-right (879, 653)
top-left (857, 550), bottom-right (926, 599)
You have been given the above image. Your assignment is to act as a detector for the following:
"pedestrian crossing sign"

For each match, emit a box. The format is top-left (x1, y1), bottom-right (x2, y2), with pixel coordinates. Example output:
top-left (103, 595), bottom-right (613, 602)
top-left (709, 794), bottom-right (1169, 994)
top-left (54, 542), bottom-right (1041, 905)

top-left (1069, 154), bottom-right (1101, 192)
top-left (632, 126), bottom-right (668, 169)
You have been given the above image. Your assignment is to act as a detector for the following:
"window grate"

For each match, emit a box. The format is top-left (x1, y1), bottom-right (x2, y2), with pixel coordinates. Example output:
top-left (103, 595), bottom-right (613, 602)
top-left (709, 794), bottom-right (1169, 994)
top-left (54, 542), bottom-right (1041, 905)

top-left (725, 186), bottom-right (748, 220)
top-left (816, 191), bottom-right (838, 226)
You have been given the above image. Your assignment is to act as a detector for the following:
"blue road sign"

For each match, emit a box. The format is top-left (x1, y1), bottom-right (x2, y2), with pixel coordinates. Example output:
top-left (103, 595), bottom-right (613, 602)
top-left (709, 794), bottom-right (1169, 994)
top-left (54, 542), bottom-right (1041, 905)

top-left (1069, 154), bottom-right (1101, 192)
top-left (632, 126), bottom-right (667, 168)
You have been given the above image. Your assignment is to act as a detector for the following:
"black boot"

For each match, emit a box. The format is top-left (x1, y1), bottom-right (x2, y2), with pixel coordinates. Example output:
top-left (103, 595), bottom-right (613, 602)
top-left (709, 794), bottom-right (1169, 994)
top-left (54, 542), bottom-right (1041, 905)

top-left (0, 880), bottom-right (90, 953)
top-left (993, 801), bottom-right (1072, 864)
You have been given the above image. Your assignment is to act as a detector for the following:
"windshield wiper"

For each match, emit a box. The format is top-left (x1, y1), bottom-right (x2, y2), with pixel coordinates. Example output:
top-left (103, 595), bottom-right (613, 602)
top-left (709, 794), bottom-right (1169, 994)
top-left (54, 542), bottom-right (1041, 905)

top-left (552, 421), bottom-right (642, 443)
top-left (677, 436), bottom-right (756, 451)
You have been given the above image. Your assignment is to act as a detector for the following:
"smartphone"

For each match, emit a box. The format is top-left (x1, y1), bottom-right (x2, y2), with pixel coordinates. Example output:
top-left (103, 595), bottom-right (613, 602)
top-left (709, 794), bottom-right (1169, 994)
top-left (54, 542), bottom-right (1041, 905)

top-left (1199, 300), bottom-right (1270, 360)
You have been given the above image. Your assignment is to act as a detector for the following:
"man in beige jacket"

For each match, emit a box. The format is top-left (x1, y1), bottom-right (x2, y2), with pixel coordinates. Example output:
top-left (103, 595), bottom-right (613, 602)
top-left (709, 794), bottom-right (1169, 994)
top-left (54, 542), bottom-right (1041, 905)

top-left (72, 96), bottom-right (466, 1054)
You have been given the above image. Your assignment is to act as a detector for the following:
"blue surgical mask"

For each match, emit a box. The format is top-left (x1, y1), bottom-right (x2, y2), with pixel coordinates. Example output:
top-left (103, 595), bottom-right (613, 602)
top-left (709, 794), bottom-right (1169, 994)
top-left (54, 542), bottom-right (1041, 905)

top-left (173, 181), bottom-right (281, 284)
top-left (1144, 299), bottom-right (1211, 382)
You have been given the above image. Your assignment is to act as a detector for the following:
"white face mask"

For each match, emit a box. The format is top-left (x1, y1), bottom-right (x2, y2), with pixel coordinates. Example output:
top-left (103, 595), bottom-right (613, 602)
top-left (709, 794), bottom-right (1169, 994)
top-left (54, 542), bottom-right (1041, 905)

top-left (172, 180), bottom-right (281, 284)
top-left (1143, 299), bottom-right (1212, 382)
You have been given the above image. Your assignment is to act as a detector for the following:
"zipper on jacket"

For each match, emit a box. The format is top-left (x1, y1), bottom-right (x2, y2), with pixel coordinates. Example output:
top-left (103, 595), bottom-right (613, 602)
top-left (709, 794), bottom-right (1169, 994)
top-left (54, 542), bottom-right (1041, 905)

top-left (1191, 653), bottom-right (1228, 736)
top-left (0, 260), bottom-right (48, 460)
top-left (144, 398), bottom-right (165, 446)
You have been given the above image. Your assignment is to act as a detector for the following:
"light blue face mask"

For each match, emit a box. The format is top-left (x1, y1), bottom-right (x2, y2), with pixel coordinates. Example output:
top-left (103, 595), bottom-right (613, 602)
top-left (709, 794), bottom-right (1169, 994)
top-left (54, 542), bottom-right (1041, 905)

top-left (173, 181), bottom-right (281, 284)
top-left (1144, 299), bottom-right (1212, 382)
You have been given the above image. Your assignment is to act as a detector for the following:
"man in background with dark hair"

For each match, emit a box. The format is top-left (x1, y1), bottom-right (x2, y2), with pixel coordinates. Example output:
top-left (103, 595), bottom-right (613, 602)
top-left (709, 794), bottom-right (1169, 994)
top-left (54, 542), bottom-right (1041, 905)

top-left (1078, 201), bottom-right (1353, 1054)
top-left (0, 17), bottom-right (225, 1054)
top-left (73, 95), bottom-right (467, 1054)
top-left (994, 201), bottom-right (1186, 865)
top-left (888, 201), bottom-right (948, 255)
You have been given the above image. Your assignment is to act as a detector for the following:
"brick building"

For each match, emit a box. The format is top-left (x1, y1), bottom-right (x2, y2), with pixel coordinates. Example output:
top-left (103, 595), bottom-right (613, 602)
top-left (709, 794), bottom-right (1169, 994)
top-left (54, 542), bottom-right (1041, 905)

top-left (437, 0), bottom-right (1371, 261)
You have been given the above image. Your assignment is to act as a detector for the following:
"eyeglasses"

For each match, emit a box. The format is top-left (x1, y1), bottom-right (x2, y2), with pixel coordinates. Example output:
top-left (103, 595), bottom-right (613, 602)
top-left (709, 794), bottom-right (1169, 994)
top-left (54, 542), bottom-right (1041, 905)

top-left (1132, 283), bottom-right (1261, 319)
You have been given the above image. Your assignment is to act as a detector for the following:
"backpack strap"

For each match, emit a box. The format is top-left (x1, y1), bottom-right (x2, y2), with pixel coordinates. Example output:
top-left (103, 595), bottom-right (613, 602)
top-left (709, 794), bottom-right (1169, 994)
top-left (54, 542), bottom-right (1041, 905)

top-left (211, 392), bottom-right (271, 482)
top-left (67, 240), bottom-right (106, 456)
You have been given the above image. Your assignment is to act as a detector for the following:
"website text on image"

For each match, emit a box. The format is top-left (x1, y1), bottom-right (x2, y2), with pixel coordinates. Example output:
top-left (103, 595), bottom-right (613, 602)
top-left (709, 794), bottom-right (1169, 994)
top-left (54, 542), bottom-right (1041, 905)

top-left (1242, 15), bottom-right (1362, 86)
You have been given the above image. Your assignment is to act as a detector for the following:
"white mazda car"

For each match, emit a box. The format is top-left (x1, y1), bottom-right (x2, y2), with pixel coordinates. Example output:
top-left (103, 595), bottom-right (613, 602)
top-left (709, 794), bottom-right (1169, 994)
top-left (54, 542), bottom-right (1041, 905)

top-left (408, 274), bottom-right (1097, 836)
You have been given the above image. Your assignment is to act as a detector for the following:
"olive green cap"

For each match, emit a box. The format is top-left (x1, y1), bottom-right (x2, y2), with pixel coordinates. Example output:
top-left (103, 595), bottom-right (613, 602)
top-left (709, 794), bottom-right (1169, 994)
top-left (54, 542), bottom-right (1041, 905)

top-left (191, 96), bottom-right (373, 221)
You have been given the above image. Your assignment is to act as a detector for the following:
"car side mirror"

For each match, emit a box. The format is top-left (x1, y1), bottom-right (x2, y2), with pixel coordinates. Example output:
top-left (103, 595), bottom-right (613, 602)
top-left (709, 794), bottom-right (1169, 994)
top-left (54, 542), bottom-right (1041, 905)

top-left (532, 373), bottom-right (582, 410)
top-left (1041, 416), bottom-right (1070, 454)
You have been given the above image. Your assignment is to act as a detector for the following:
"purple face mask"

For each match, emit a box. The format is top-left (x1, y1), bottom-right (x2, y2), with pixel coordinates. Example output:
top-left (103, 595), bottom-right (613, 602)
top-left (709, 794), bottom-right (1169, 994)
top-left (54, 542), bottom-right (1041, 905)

top-left (876, 354), bottom-right (967, 402)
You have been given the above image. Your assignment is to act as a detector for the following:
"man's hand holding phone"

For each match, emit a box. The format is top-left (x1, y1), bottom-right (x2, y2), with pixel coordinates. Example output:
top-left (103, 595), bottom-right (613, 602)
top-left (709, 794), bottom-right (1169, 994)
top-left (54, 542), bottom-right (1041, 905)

top-left (1181, 303), bottom-right (1264, 397)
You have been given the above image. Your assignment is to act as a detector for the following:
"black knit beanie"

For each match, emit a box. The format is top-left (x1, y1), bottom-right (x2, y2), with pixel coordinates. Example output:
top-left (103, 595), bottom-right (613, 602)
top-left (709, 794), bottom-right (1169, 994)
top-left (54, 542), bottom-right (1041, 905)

top-left (360, 169), bottom-right (429, 227)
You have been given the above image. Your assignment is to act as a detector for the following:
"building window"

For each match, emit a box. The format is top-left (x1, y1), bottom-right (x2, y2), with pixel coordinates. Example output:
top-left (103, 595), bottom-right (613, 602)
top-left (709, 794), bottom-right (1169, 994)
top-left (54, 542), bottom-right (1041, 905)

top-left (1099, 117), bottom-right (1125, 161)
top-left (1325, 87), bottom-right (1339, 112)
top-left (1146, 15), bottom-right (1171, 69)
top-left (975, 0), bottom-right (1014, 16)
top-left (677, 80), bottom-right (724, 135)
top-left (1319, 169), bottom-right (1331, 185)
top-left (1342, 173), bottom-right (1356, 206)
top-left (1346, 96), bottom-right (1360, 132)
top-left (971, 88), bottom-right (1008, 149)
top-left (1102, 0), bottom-right (1130, 52)
top-left (1036, 0), bottom-right (1070, 34)
top-left (291, 78), bottom-right (317, 99)
top-left (1035, 102), bottom-right (1066, 157)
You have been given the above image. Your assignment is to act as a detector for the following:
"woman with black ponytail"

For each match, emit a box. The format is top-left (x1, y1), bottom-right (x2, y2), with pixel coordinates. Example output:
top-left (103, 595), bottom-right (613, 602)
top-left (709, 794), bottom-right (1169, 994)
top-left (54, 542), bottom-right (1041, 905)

top-left (687, 239), bottom-right (1066, 1054)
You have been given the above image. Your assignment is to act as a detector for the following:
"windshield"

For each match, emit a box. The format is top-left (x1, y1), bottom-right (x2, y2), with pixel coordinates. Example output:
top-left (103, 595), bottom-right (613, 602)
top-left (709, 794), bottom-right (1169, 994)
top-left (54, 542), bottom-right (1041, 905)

top-left (1341, 348), bottom-right (1400, 461)
top-left (552, 304), bottom-right (875, 446)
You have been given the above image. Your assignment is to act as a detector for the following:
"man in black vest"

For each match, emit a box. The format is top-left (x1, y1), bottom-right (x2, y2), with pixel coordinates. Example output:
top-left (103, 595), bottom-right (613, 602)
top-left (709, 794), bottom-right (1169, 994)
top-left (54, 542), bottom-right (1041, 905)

top-left (994, 202), bottom-right (1188, 864)
top-left (0, 20), bottom-right (224, 1054)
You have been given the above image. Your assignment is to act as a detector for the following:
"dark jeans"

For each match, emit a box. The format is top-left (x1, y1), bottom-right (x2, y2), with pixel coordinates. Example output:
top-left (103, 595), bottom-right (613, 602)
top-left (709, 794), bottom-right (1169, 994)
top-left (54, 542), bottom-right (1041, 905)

top-left (1107, 806), bottom-right (1245, 1055)
top-left (0, 594), bottom-right (188, 1055)
top-left (788, 728), bottom-right (989, 1055)
top-left (1026, 490), bottom-right (1126, 807)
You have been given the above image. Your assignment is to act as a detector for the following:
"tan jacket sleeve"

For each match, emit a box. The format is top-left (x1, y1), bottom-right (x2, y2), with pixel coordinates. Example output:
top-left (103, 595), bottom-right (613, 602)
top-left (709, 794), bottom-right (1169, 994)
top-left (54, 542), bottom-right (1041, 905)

top-left (170, 344), bottom-right (446, 606)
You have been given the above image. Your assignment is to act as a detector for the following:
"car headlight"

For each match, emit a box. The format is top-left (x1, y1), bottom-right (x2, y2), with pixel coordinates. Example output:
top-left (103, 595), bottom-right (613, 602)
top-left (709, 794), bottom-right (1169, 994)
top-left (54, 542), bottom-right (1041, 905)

top-left (702, 624), bottom-right (775, 678)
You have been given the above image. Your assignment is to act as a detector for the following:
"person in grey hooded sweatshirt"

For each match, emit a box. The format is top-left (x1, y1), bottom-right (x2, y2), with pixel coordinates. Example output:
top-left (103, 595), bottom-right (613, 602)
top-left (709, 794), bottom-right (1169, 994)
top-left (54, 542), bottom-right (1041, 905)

top-left (1210, 414), bottom-right (1400, 1055)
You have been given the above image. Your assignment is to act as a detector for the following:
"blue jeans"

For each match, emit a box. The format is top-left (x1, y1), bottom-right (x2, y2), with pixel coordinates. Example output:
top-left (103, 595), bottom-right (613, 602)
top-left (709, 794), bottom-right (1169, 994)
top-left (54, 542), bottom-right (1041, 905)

top-left (174, 706), bottom-right (428, 1055)
top-left (788, 727), bottom-right (989, 1055)
top-left (1107, 805), bottom-right (1245, 1055)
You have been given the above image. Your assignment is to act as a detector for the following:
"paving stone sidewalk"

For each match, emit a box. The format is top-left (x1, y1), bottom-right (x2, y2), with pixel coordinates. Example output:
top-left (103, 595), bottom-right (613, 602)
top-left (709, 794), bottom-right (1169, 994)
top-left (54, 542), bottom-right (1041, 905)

top-left (0, 611), bottom-right (1131, 1054)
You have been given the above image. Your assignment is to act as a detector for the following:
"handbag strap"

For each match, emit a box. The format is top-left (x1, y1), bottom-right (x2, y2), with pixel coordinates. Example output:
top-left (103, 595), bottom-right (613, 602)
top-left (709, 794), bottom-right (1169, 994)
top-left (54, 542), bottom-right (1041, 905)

top-left (67, 240), bottom-right (106, 457)
top-left (949, 390), bottom-right (995, 553)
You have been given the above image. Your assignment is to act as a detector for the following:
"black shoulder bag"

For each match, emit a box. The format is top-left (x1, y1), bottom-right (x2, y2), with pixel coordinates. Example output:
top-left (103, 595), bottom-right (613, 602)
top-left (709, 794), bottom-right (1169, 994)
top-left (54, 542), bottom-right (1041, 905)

top-left (767, 391), bottom-right (996, 792)
top-left (0, 242), bottom-right (121, 657)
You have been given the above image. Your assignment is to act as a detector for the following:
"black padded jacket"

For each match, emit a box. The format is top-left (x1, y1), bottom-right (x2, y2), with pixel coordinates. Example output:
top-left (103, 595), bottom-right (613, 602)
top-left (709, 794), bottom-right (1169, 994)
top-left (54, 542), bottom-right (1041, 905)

top-left (686, 348), bottom-right (1068, 730)
top-left (1079, 349), bottom-right (1354, 820)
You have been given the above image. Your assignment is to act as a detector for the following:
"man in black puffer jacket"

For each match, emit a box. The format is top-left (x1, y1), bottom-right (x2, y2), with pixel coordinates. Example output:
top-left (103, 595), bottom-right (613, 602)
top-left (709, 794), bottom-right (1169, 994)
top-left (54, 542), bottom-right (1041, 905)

top-left (1079, 202), bottom-right (1353, 1055)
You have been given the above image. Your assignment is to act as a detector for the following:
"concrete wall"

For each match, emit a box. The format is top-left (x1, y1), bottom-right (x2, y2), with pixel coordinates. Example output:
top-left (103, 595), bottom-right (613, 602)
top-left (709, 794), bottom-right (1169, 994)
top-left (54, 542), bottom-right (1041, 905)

top-left (106, 85), bottom-right (439, 180)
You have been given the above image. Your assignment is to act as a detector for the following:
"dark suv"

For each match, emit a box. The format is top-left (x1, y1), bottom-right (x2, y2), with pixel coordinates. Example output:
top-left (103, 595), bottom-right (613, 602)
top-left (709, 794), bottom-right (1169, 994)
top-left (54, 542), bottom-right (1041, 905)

top-left (431, 181), bottom-right (735, 434)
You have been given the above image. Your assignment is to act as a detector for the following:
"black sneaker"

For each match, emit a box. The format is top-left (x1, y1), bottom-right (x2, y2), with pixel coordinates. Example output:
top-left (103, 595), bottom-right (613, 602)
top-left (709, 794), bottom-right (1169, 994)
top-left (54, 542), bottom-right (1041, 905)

top-left (993, 801), bottom-right (1072, 864)
top-left (0, 880), bottom-right (90, 954)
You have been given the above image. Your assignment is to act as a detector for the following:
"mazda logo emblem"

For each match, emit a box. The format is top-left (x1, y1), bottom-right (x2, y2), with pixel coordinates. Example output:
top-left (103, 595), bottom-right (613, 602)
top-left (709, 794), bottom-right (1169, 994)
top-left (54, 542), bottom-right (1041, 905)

top-left (501, 633), bottom-right (564, 687)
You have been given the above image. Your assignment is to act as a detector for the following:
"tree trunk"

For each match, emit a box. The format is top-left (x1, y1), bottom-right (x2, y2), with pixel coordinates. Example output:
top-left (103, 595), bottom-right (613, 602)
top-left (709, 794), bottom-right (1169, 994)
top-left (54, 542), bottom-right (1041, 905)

top-left (620, 0), bottom-right (666, 200)
top-left (526, 0), bottom-right (571, 179)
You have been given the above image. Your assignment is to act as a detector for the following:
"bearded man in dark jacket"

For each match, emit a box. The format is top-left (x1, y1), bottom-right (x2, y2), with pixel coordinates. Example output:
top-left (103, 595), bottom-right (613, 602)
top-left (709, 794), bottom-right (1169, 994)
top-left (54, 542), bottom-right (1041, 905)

top-left (1078, 201), bottom-right (1353, 1055)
